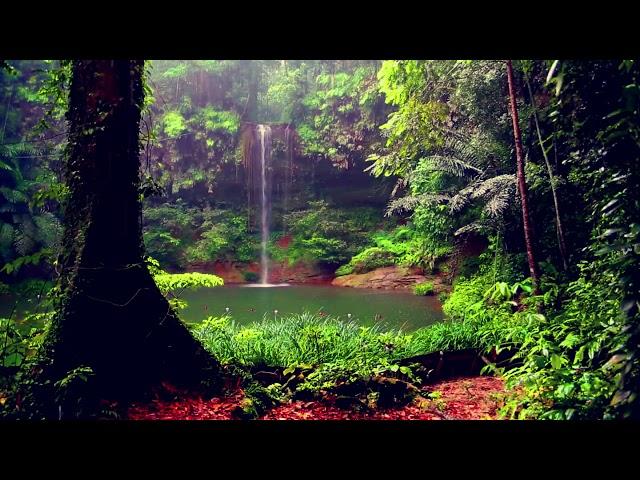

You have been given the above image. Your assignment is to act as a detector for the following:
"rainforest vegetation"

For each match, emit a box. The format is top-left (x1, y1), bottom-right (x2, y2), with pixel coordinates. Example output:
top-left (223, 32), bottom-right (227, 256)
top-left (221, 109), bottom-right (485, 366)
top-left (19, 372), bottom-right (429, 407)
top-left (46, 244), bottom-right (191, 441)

top-left (0, 59), bottom-right (638, 420)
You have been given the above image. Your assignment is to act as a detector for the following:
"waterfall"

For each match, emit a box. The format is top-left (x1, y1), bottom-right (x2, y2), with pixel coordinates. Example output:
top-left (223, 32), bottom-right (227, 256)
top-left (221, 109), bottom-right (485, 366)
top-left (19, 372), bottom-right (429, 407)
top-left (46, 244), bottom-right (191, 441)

top-left (283, 125), bottom-right (291, 234)
top-left (257, 124), bottom-right (271, 284)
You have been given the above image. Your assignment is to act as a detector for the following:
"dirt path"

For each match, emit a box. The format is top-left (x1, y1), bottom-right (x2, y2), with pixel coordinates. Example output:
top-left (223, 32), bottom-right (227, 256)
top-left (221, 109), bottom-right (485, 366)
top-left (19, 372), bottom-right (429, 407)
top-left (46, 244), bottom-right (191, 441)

top-left (127, 376), bottom-right (506, 420)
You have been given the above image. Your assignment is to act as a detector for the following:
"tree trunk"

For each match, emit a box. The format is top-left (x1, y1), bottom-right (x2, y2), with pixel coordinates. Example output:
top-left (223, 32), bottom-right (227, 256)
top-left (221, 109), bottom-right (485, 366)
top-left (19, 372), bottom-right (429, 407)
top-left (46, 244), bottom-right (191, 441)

top-left (524, 73), bottom-right (569, 271)
top-left (33, 60), bottom-right (218, 416)
top-left (506, 60), bottom-right (540, 292)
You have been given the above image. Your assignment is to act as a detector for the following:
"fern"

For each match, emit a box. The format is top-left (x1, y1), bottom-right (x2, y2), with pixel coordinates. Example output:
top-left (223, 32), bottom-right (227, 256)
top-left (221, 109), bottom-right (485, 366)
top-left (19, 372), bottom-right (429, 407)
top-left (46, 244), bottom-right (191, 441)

top-left (0, 187), bottom-right (29, 204)
top-left (385, 193), bottom-right (450, 216)
top-left (470, 174), bottom-right (516, 201)
top-left (33, 212), bottom-right (63, 249)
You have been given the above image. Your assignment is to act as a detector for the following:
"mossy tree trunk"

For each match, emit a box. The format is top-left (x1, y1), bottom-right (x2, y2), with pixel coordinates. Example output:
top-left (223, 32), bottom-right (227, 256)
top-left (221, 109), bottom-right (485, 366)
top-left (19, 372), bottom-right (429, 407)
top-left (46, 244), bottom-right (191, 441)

top-left (33, 60), bottom-right (218, 415)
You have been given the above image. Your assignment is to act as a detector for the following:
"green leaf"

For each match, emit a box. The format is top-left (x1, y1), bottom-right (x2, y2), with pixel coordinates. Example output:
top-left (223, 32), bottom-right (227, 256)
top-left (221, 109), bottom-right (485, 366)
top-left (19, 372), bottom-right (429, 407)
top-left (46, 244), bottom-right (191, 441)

top-left (550, 354), bottom-right (564, 370)
top-left (546, 60), bottom-right (560, 84)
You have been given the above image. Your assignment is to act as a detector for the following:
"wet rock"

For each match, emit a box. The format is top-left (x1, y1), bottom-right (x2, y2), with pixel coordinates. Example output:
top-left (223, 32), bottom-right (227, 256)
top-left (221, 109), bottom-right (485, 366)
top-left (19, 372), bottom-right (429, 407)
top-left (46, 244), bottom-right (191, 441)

top-left (332, 266), bottom-right (449, 292)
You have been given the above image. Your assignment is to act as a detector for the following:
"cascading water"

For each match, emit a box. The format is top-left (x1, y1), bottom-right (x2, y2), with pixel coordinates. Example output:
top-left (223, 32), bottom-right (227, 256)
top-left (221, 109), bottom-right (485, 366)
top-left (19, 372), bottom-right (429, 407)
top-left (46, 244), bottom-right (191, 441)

top-left (243, 122), bottom-right (289, 288)
top-left (258, 124), bottom-right (271, 284)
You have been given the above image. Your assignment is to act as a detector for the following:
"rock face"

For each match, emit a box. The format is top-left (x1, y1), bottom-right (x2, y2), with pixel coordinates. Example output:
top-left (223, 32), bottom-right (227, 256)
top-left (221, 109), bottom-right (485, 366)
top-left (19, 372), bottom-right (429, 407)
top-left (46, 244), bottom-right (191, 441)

top-left (268, 261), bottom-right (334, 284)
top-left (188, 262), bottom-right (449, 291)
top-left (331, 265), bottom-right (448, 292)
top-left (188, 260), bottom-right (333, 284)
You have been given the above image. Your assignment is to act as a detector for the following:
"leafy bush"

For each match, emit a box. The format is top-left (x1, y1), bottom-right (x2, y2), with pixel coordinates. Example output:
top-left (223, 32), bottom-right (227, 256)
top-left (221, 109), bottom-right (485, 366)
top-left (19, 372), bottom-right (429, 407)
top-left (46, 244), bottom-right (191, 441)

top-left (443, 241), bottom-right (526, 321)
top-left (499, 263), bottom-right (629, 420)
top-left (144, 205), bottom-right (258, 267)
top-left (336, 223), bottom-right (455, 277)
top-left (274, 201), bottom-right (379, 267)
top-left (142, 230), bottom-right (182, 267)
top-left (336, 247), bottom-right (396, 276)
top-left (162, 111), bottom-right (187, 138)
top-left (146, 256), bottom-right (223, 311)
top-left (186, 209), bottom-right (257, 264)
top-left (242, 271), bottom-right (258, 283)
top-left (413, 282), bottom-right (434, 296)
top-left (194, 312), bottom-right (398, 368)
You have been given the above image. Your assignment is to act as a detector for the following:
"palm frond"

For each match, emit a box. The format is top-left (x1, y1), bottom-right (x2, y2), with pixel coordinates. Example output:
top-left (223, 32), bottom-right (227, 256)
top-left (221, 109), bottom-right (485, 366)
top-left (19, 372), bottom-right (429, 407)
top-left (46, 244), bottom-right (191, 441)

top-left (0, 186), bottom-right (29, 204)
top-left (33, 212), bottom-right (63, 249)
top-left (448, 180), bottom-right (479, 214)
top-left (386, 193), bottom-right (450, 217)
top-left (421, 155), bottom-right (483, 178)
top-left (454, 219), bottom-right (501, 236)
top-left (482, 185), bottom-right (517, 218)
top-left (0, 143), bottom-right (45, 159)
top-left (454, 222), bottom-right (487, 236)
top-left (469, 174), bottom-right (516, 200)
top-left (0, 223), bottom-right (15, 254)
top-left (390, 177), bottom-right (409, 198)
top-left (13, 218), bottom-right (37, 256)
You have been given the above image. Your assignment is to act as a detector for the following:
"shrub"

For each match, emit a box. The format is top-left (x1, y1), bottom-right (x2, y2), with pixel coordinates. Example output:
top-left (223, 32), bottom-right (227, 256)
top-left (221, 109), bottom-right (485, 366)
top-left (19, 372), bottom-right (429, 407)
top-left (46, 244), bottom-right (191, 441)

top-left (146, 256), bottom-right (224, 311)
top-left (413, 282), bottom-right (434, 296)
top-left (334, 264), bottom-right (353, 276)
top-left (243, 271), bottom-right (259, 282)
top-left (280, 201), bottom-right (378, 267)
top-left (337, 247), bottom-right (396, 276)
top-left (184, 210), bottom-right (257, 264)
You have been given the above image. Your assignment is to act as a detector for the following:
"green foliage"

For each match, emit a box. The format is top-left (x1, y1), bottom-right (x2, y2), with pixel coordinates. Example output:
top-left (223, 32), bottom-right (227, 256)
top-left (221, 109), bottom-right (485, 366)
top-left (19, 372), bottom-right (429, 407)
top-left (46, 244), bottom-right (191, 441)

top-left (337, 220), bottom-right (454, 276)
top-left (162, 111), bottom-right (187, 138)
top-left (0, 137), bottom-right (63, 271)
top-left (192, 307), bottom-right (539, 403)
top-left (54, 366), bottom-right (95, 412)
top-left (153, 271), bottom-right (224, 294)
top-left (369, 61), bottom-right (453, 178)
top-left (242, 271), bottom-right (258, 283)
top-left (1, 248), bottom-right (52, 275)
top-left (296, 64), bottom-right (383, 167)
top-left (495, 261), bottom-right (631, 419)
top-left (0, 316), bottom-right (48, 372)
top-left (413, 282), bottom-right (434, 296)
top-left (194, 312), bottom-right (404, 369)
top-left (146, 256), bottom-right (223, 311)
top-left (335, 247), bottom-right (395, 276)
top-left (184, 210), bottom-right (257, 264)
top-left (196, 107), bottom-right (239, 135)
top-left (443, 243), bottom-right (525, 321)
top-left (274, 201), bottom-right (379, 267)
top-left (144, 204), bottom-right (257, 267)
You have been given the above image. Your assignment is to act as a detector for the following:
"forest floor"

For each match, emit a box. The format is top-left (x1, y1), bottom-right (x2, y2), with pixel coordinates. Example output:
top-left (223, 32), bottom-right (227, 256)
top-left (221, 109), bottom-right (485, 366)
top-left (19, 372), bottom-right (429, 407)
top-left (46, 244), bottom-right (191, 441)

top-left (127, 375), bottom-right (506, 420)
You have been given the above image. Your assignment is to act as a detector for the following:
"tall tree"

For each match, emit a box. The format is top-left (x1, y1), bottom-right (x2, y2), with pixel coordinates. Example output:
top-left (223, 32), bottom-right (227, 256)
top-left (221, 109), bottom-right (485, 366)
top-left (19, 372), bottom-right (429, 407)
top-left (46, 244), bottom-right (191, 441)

top-left (525, 76), bottom-right (568, 271)
top-left (32, 60), bottom-right (218, 417)
top-left (506, 60), bottom-right (540, 292)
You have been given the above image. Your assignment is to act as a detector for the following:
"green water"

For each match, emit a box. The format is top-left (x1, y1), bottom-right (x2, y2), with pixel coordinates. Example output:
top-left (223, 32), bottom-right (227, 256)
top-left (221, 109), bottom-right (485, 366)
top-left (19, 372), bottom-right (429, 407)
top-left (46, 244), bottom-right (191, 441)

top-left (180, 284), bottom-right (443, 331)
top-left (1, 285), bottom-right (444, 332)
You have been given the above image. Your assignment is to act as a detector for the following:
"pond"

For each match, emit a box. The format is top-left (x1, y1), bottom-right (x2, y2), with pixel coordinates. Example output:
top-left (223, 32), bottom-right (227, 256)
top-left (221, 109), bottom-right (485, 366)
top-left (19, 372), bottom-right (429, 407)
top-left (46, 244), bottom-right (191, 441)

top-left (1, 285), bottom-right (445, 332)
top-left (180, 284), bottom-right (443, 331)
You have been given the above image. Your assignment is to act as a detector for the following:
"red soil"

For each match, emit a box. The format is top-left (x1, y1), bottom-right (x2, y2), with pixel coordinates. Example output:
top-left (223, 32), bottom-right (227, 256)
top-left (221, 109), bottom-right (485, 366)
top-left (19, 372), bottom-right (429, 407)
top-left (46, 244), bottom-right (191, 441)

top-left (127, 390), bottom-right (245, 420)
top-left (276, 234), bottom-right (293, 248)
top-left (127, 376), bottom-right (505, 421)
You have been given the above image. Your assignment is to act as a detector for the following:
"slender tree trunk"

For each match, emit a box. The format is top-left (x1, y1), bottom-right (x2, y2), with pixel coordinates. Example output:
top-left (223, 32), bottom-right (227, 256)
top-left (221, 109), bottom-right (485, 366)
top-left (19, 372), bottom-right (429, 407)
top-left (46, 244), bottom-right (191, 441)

top-left (0, 85), bottom-right (15, 143)
top-left (506, 60), bottom-right (540, 292)
top-left (32, 60), bottom-right (218, 417)
top-left (524, 73), bottom-right (569, 271)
